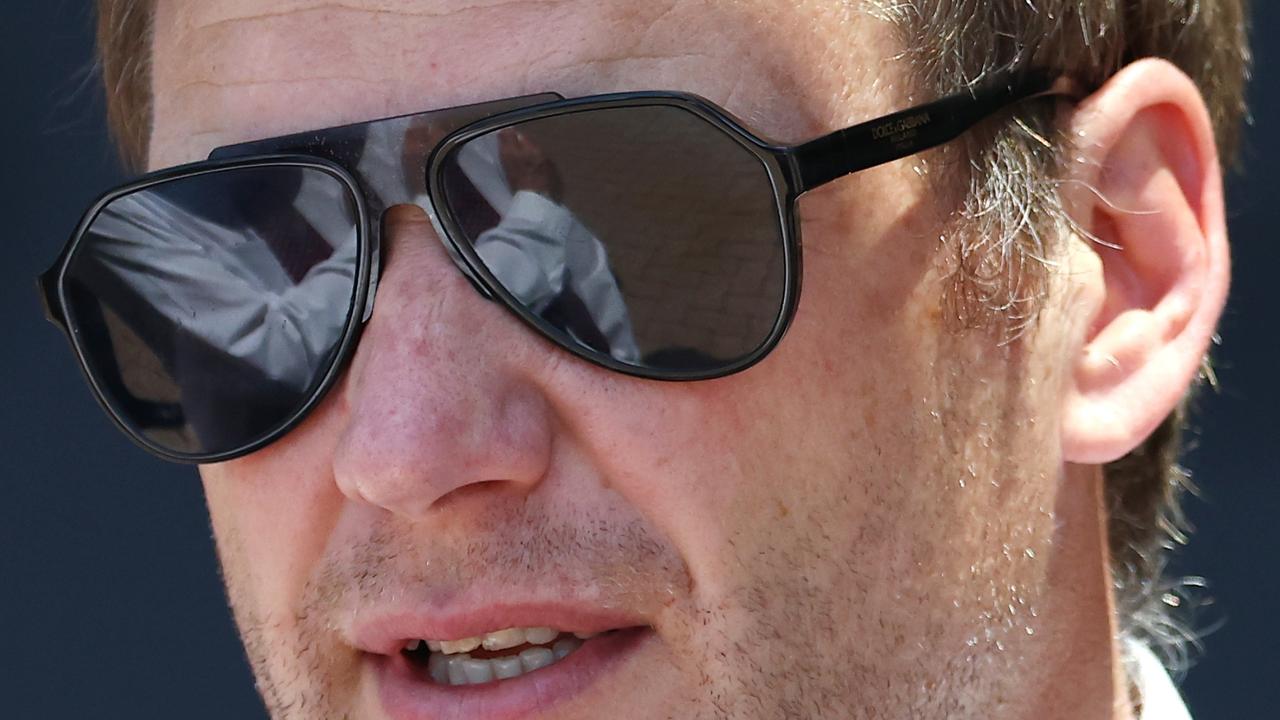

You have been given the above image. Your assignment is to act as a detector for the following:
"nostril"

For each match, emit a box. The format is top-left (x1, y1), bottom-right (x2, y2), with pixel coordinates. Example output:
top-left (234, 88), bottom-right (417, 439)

top-left (430, 479), bottom-right (514, 511)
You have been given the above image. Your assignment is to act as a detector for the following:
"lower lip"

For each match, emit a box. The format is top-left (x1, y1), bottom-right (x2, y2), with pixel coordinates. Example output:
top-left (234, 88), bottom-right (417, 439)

top-left (373, 628), bottom-right (652, 720)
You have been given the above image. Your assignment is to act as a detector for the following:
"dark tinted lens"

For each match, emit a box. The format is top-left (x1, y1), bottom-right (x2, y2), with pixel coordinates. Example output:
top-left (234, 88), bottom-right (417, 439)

top-left (439, 104), bottom-right (786, 374)
top-left (62, 163), bottom-right (361, 458)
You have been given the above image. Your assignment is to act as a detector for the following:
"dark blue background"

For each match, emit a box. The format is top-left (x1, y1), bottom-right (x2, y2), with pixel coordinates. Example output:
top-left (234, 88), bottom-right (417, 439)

top-left (2, 2), bottom-right (1275, 717)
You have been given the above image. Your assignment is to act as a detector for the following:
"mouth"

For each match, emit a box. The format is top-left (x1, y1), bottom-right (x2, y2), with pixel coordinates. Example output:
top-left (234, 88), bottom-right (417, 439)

top-left (359, 610), bottom-right (654, 720)
top-left (402, 625), bottom-right (626, 685)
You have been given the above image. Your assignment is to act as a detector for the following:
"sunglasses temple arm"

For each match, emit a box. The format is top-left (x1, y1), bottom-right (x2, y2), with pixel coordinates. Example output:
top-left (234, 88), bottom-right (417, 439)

top-left (787, 70), bottom-right (1082, 194)
top-left (37, 268), bottom-right (67, 329)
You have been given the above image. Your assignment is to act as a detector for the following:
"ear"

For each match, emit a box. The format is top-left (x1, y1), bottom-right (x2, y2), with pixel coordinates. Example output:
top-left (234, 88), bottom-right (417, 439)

top-left (1059, 58), bottom-right (1230, 464)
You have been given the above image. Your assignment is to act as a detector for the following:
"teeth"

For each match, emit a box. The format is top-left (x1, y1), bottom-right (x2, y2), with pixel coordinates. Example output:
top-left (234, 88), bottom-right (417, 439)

top-left (407, 625), bottom-right (608, 687)
top-left (422, 637), bottom-right (588, 686)
top-left (446, 655), bottom-right (470, 686)
top-left (524, 627), bottom-right (558, 645)
top-left (462, 659), bottom-right (494, 685)
top-left (492, 656), bottom-right (524, 680)
top-left (552, 636), bottom-right (582, 660)
top-left (427, 652), bottom-right (450, 684)
top-left (481, 628), bottom-right (527, 651)
top-left (439, 637), bottom-right (482, 655)
top-left (519, 647), bottom-right (555, 673)
top-left (429, 626), bottom-right (584, 656)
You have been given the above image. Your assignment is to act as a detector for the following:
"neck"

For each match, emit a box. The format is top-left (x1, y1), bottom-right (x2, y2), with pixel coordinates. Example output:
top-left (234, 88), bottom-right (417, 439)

top-left (1027, 463), bottom-right (1138, 720)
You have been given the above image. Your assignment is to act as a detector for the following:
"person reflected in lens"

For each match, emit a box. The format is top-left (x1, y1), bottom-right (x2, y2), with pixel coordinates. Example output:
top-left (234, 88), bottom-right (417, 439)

top-left (465, 127), bottom-right (641, 362)
top-left (73, 167), bottom-right (358, 448)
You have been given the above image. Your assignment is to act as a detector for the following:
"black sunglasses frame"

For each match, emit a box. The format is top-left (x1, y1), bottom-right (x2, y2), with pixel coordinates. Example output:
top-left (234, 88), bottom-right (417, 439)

top-left (39, 69), bottom-right (1077, 463)
top-left (39, 156), bottom-right (377, 463)
top-left (426, 93), bottom-right (801, 381)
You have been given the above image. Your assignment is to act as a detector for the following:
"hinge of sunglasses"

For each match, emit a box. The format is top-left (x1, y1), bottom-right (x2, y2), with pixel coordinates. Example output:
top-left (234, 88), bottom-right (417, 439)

top-left (37, 271), bottom-right (66, 329)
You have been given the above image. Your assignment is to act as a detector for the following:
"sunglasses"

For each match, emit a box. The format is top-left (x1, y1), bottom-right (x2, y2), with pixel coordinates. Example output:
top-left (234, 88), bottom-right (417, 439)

top-left (38, 69), bottom-right (1075, 463)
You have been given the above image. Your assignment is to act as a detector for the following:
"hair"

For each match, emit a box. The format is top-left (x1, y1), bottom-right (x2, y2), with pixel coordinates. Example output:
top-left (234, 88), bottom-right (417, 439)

top-left (96, 0), bottom-right (154, 172)
top-left (859, 1), bottom-right (1251, 681)
top-left (94, 0), bottom-right (1250, 681)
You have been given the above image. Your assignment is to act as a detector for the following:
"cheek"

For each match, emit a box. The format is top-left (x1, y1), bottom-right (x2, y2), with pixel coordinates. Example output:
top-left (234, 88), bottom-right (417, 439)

top-left (200, 397), bottom-right (350, 618)
top-left (555, 291), bottom-right (936, 613)
top-left (560, 175), bottom-right (990, 614)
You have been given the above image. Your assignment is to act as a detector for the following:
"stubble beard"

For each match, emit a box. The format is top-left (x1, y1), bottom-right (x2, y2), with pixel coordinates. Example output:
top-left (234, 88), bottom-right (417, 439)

top-left (219, 488), bottom-right (1047, 720)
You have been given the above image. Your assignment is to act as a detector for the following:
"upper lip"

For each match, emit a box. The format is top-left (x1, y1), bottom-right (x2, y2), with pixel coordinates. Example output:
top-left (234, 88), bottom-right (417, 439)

top-left (351, 599), bottom-right (651, 656)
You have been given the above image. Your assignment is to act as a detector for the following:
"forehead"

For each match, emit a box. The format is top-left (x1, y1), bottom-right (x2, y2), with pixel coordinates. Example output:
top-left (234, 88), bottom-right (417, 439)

top-left (149, 0), bottom-right (903, 168)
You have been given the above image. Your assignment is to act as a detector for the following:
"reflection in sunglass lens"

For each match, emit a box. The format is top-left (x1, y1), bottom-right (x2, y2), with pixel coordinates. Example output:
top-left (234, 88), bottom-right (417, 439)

top-left (438, 104), bottom-right (786, 374)
top-left (62, 164), bottom-right (361, 458)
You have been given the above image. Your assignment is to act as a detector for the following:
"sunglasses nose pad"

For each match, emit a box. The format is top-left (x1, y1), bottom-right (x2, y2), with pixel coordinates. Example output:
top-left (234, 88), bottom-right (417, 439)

top-left (364, 204), bottom-right (496, 323)
top-left (361, 234), bottom-right (381, 323)
top-left (421, 203), bottom-right (497, 303)
top-left (445, 246), bottom-right (497, 302)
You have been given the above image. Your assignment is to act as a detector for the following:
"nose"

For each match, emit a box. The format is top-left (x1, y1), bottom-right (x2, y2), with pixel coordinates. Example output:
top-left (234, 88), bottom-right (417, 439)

top-left (331, 205), bottom-right (553, 518)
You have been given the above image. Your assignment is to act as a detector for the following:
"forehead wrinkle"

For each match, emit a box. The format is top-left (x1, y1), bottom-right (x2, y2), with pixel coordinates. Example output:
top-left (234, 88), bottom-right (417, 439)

top-left (188, 0), bottom-right (573, 31)
top-left (152, 0), bottom-right (903, 166)
top-left (174, 75), bottom-right (387, 94)
top-left (167, 0), bottom-right (583, 91)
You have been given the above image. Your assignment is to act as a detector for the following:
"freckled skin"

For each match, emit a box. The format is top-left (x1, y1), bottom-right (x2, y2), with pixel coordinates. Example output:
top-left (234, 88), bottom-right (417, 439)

top-left (151, 1), bottom-right (1123, 718)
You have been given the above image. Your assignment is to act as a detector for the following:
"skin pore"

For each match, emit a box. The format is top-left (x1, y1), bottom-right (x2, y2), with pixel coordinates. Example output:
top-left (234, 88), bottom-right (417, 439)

top-left (145, 1), bottom-right (1227, 718)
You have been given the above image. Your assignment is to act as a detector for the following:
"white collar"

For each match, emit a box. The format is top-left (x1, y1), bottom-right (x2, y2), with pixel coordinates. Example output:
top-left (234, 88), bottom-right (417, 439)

top-left (1129, 641), bottom-right (1192, 720)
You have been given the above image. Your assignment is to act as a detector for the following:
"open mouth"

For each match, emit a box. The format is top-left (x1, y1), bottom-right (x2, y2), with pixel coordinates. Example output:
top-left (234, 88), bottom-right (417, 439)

top-left (369, 618), bottom-right (653, 720)
top-left (400, 625), bottom-right (618, 685)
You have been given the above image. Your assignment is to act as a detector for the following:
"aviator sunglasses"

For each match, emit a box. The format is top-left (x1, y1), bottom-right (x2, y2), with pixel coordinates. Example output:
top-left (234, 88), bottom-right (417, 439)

top-left (39, 70), bottom-right (1077, 463)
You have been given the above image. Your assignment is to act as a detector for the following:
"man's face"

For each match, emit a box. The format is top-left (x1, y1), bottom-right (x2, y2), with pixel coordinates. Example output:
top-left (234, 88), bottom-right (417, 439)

top-left (150, 1), bottom-right (1088, 717)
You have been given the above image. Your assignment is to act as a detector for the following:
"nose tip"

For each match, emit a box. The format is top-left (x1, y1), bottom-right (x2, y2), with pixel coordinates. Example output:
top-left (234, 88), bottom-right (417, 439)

top-left (333, 203), bottom-right (553, 518)
top-left (333, 381), bottom-right (554, 517)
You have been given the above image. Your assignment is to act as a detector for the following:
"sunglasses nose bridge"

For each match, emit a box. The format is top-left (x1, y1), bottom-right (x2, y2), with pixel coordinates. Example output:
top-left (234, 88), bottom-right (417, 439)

top-left (363, 203), bottom-right (495, 323)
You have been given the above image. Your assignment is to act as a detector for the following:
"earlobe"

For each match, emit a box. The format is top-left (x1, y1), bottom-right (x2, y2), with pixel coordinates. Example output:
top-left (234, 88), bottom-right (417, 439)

top-left (1059, 59), bottom-right (1230, 465)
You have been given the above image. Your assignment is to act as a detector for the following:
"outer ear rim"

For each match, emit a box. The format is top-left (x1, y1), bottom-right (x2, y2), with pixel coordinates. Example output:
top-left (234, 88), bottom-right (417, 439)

top-left (1058, 58), bottom-right (1230, 466)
